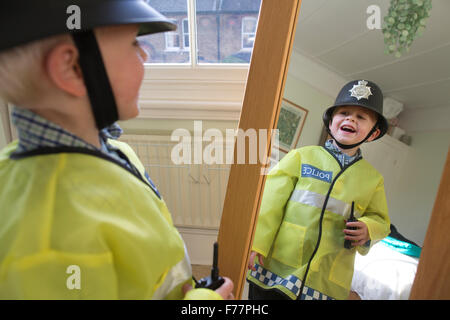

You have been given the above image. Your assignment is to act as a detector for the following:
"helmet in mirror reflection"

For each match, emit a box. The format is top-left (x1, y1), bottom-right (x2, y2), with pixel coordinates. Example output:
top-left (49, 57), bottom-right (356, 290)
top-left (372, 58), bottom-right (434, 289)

top-left (0, 0), bottom-right (177, 52)
top-left (322, 79), bottom-right (388, 141)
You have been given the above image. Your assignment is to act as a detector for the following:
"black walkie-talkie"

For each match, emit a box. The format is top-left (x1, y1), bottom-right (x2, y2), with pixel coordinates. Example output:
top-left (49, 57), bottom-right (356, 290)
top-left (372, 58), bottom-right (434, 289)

top-left (194, 242), bottom-right (225, 290)
top-left (344, 201), bottom-right (357, 249)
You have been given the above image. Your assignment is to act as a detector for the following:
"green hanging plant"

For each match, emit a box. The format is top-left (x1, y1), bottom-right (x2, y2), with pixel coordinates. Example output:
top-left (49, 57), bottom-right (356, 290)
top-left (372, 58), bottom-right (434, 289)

top-left (382, 0), bottom-right (432, 58)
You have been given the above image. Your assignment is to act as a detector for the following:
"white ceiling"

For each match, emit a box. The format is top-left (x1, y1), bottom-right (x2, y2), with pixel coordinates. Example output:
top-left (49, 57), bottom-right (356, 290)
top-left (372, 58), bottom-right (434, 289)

top-left (292, 0), bottom-right (450, 112)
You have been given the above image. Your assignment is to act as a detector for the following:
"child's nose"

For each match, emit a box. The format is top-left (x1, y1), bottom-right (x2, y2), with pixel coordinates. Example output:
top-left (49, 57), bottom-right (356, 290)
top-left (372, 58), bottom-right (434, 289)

top-left (139, 46), bottom-right (149, 63)
top-left (345, 114), bottom-right (354, 121)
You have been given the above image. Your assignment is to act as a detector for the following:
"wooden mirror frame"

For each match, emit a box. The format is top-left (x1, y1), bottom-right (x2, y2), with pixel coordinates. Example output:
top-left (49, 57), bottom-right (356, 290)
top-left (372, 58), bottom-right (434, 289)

top-left (217, 0), bottom-right (302, 299)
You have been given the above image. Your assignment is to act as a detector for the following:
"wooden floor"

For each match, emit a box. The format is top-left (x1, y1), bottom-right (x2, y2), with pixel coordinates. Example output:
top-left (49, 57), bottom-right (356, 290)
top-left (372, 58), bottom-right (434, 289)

top-left (192, 264), bottom-right (211, 281)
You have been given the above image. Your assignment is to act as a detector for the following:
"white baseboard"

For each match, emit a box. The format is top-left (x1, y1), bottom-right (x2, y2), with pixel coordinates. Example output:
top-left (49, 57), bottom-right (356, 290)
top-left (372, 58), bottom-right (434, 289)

top-left (177, 227), bottom-right (219, 265)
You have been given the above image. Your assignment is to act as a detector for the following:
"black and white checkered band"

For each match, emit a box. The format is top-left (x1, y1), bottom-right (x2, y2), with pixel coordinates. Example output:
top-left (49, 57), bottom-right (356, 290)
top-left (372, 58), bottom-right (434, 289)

top-left (249, 264), bottom-right (334, 300)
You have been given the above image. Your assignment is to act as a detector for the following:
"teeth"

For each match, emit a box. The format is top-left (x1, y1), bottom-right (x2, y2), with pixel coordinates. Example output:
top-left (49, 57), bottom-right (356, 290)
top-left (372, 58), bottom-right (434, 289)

top-left (341, 126), bottom-right (355, 132)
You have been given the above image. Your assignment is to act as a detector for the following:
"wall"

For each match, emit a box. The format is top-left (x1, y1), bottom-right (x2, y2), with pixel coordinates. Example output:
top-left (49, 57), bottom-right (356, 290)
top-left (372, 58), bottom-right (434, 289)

top-left (283, 50), bottom-right (347, 148)
top-left (0, 101), bottom-right (12, 149)
top-left (118, 118), bottom-right (238, 136)
top-left (283, 74), bottom-right (334, 148)
top-left (391, 107), bottom-right (450, 245)
top-left (0, 116), bottom-right (7, 149)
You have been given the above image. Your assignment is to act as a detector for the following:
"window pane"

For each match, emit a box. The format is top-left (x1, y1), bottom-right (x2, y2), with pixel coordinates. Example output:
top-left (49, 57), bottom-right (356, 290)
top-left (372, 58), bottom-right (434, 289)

top-left (182, 19), bottom-right (190, 49)
top-left (196, 0), bottom-right (262, 64)
top-left (242, 17), bottom-right (257, 49)
top-left (138, 0), bottom-right (190, 64)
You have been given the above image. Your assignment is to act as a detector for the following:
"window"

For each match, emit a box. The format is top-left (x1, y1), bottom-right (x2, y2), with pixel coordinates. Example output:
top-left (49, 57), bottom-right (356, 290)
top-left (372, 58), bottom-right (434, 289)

top-left (182, 18), bottom-right (190, 49)
top-left (139, 0), bottom-right (262, 65)
top-left (140, 0), bottom-right (190, 63)
top-left (241, 17), bottom-right (257, 50)
top-left (165, 19), bottom-right (181, 51)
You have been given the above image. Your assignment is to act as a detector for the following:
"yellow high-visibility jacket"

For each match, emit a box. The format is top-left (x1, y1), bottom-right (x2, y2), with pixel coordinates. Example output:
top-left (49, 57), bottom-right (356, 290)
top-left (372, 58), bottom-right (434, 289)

top-left (0, 140), bottom-right (221, 300)
top-left (247, 146), bottom-right (390, 300)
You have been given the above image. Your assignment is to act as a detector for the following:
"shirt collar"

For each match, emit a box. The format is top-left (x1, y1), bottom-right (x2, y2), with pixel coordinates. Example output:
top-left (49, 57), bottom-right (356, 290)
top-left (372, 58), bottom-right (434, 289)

top-left (11, 107), bottom-right (123, 154)
top-left (324, 139), bottom-right (362, 167)
top-left (10, 107), bottom-right (162, 198)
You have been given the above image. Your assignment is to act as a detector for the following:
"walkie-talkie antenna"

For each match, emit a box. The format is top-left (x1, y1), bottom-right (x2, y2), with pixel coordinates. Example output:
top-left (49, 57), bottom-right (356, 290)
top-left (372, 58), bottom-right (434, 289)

top-left (211, 242), bottom-right (219, 281)
top-left (350, 201), bottom-right (355, 220)
top-left (194, 241), bottom-right (225, 290)
top-left (344, 201), bottom-right (357, 249)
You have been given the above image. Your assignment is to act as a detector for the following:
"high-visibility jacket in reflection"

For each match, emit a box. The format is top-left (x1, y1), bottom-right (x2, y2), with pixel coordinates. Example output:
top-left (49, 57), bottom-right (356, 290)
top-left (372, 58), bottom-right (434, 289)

top-left (0, 140), bottom-right (220, 300)
top-left (247, 146), bottom-right (390, 300)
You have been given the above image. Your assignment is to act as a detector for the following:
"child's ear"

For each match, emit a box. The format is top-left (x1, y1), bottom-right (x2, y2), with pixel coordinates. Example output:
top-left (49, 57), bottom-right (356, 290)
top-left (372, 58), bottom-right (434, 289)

top-left (328, 118), bottom-right (334, 131)
top-left (44, 43), bottom-right (86, 97)
top-left (367, 127), bottom-right (381, 142)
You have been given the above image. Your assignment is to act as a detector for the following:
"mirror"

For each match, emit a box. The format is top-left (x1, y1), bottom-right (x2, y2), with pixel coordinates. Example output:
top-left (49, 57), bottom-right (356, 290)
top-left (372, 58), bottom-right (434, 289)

top-left (234, 0), bottom-right (450, 300)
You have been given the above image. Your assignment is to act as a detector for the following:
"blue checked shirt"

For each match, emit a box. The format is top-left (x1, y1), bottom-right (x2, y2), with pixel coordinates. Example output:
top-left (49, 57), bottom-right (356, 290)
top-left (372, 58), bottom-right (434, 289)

top-left (324, 139), bottom-right (361, 167)
top-left (12, 107), bottom-right (124, 160)
top-left (11, 107), bottom-right (161, 198)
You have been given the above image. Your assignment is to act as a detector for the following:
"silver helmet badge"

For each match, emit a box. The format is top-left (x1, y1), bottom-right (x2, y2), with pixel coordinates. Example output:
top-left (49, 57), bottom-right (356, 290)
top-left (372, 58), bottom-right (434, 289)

top-left (349, 80), bottom-right (373, 100)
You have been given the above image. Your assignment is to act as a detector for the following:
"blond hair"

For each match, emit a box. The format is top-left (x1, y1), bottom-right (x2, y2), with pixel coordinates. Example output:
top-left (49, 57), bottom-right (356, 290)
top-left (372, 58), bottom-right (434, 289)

top-left (0, 35), bottom-right (70, 105)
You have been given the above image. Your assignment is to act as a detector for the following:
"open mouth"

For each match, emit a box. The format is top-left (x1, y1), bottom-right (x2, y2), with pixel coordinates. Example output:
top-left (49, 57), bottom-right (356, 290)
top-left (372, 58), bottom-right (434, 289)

top-left (340, 125), bottom-right (356, 133)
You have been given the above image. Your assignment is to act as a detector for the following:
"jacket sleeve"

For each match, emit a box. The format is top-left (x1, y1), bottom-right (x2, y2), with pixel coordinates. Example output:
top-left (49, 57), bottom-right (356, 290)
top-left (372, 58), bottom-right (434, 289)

top-left (161, 277), bottom-right (223, 300)
top-left (0, 253), bottom-right (223, 300)
top-left (0, 251), bottom-right (120, 299)
top-left (184, 288), bottom-right (223, 300)
top-left (252, 149), bottom-right (300, 257)
top-left (357, 177), bottom-right (390, 255)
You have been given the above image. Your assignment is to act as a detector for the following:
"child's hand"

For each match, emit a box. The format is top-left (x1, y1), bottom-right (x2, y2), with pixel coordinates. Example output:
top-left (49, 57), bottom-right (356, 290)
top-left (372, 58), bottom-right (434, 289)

top-left (247, 251), bottom-right (264, 271)
top-left (182, 277), bottom-right (235, 300)
top-left (214, 277), bottom-right (234, 300)
top-left (343, 220), bottom-right (369, 247)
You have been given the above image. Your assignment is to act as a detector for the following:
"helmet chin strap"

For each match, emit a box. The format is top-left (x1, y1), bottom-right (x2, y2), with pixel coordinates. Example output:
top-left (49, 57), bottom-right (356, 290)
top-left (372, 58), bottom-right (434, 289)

top-left (71, 30), bottom-right (119, 130)
top-left (326, 124), bottom-right (378, 150)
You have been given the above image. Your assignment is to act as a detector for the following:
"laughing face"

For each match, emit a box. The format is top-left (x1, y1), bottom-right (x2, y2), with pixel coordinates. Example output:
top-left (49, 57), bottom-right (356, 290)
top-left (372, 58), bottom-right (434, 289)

top-left (329, 105), bottom-right (381, 153)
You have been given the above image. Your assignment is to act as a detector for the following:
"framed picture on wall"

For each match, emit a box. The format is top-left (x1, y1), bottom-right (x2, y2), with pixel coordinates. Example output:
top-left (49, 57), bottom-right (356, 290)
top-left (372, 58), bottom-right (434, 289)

top-left (275, 99), bottom-right (308, 153)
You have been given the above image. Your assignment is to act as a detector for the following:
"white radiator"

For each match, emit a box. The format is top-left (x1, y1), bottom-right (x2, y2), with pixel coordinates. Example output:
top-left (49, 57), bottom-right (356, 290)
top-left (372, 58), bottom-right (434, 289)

top-left (119, 134), bottom-right (231, 230)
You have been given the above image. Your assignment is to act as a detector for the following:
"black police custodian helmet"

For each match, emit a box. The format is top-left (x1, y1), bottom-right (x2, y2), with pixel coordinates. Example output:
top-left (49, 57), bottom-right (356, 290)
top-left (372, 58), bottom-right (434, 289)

top-left (322, 80), bottom-right (389, 149)
top-left (0, 0), bottom-right (176, 130)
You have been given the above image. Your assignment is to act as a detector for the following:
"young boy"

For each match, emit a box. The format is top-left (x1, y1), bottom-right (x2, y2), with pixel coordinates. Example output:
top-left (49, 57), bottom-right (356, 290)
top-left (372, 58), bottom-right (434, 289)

top-left (0, 0), bottom-right (233, 300)
top-left (247, 80), bottom-right (391, 300)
